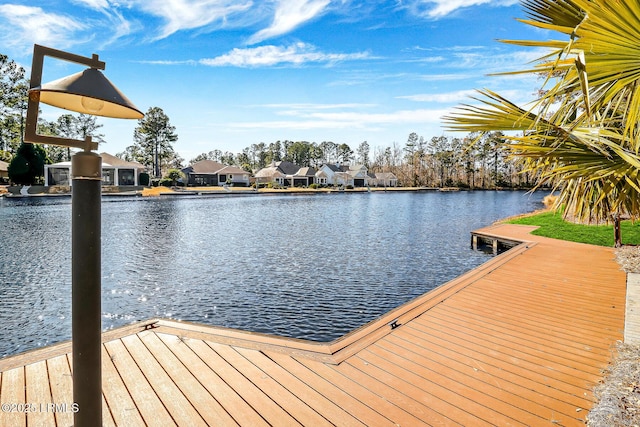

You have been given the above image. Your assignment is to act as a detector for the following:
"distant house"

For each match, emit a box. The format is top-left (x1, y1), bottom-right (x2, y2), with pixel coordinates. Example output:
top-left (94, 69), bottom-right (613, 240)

top-left (44, 152), bottom-right (146, 187)
top-left (290, 166), bottom-right (317, 187)
top-left (182, 160), bottom-right (250, 187)
top-left (254, 163), bottom-right (286, 187)
top-left (347, 164), bottom-right (369, 187)
top-left (100, 153), bottom-right (146, 186)
top-left (0, 160), bottom-right (8, 183)
top-left (315, 164), bottom-right (370, 187)
top-left (316, 164), bottom-right (350, 187)
top-left (254, 161), bottom-right (311, 187)
top-left (371, 172), bottom-right (398, 187)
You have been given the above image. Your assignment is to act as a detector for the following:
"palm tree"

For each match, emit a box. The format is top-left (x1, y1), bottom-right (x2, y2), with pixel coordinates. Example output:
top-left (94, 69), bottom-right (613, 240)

top-left (444, 0), bottom-right (640, 247)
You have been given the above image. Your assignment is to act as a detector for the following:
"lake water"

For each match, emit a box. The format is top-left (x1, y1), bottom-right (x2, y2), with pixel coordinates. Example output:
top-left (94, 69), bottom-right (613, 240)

top-left (0, 190), bottom-right (545, 358)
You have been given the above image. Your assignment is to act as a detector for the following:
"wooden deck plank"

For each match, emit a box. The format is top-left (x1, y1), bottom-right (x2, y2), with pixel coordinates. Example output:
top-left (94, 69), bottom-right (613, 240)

top-left (236, 346), bottom-right (367, 427)
top-left (460, 281), bottom-right (624, 329)
top-left (333, 357), bottom-right (477, 427)
top-left (46, 355), bottom-right (74, 427)
top-left (155, 332), bottom-right (269, 427)
top-left (139, 332), bottom-right (239, 426)
top-left (300, 354), bottom-right (459, 427)
top-left (0, 367), bottom-right (26, 427)
top-left (332, 355), bottom-right (480, 426)
top-left (100, 346), bottom-right (145, 426)
top-left (65, 352), bottom-right (118, 427)
top-left (120, 334), bottom-right (207, 426)
top-left (384, 330), bottom-right (592, 411)
top-left (184, 338), bottom-right (303, 426)
top-left (25, 361), bottom-right (56, 427)
top-left (425, 306), bottom-right (606, 375)
top-left (411, 314), bottom-right (600, 385)
top-left (400, 322), bottom-right (593, 399)
top-left (369, 340), bottom-right (585, 426)
top-left (347, 349), bottom-right (531, 427)
top-left (487, 276), bottom-right (623, 304)
top-left (104, 339), bottom-right (177, 426)
top-left (208, 341), bottom-right (332, 427)
top-left (102, 394), bottom-right (117, 427)
top-left (437, 302), bottom-right (613, 358)
top-left (267, 351), bottom-right (410, 427)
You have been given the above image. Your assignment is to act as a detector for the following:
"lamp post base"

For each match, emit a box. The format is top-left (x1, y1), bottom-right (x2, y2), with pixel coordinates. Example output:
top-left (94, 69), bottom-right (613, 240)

top-left (71, 151), bottom-right (102, 427)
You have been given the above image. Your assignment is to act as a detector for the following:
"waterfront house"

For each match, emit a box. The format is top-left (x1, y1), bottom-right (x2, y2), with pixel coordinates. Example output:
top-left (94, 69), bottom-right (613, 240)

top-left (100, 153), bottom-right (146, 186)
top-left (289, 166), bottom-right (317, 187)
top-left (371, 172), bottom-right (398, 187)
top-left (44, 152), bottom-right (146, 187)
top-left (315, 164), bottom-right (371, 187)
top-left (347, 164), bottom-right (369, 187)
top-left (254, 161), bottom-right (302, 187)
top-left (254, 164), bottom-right (285, 187)
top-left (182, 160), bottom-right (250, 187)
top-left (315, 164), bottom-right (352, 187)
top-left (0, 160), bottom-right (8, 183)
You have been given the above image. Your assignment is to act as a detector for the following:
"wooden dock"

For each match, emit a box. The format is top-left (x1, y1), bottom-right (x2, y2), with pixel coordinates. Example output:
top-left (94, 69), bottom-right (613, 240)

top-left (0, 224), bottom-right (627, 426)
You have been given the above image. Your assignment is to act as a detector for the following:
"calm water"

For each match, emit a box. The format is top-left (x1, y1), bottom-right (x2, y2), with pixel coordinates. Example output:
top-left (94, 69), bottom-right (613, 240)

top-left (0, 190), bottom-right (545, 357)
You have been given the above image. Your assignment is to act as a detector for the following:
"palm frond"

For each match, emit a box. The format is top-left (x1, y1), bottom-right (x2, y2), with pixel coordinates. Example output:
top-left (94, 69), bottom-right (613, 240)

top-left (445, 0), bottom-right (640, 227)
top-left (520, 0), bottom-right (585, 29)
top-left (443, 89), bottom-right (538, 133)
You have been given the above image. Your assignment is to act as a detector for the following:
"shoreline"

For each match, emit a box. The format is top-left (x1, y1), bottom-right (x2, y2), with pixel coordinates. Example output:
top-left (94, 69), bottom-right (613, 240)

top-left (1, 185), bottom-right (539, 199)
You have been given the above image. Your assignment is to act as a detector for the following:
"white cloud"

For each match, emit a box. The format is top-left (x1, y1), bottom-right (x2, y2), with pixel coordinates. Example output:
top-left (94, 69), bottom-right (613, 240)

top-left (0, 5), bottom-right (86, 52)
top-left (200, 42), bottom-right (369, 67)
top-left (128, 0), bottom-right (253, 40)
top-left (398, 90), bottom-right (477, 103)
top-left (417, 73), bottom-right (473, 82)
top-left (261, 103), bottom-right (377, 110)
top-left (248, 0), bottom-right (330, 44)
top-left (229, 107), bottom-right (450, 130)
top-left (403, 0), bottom-right (519, 19)
top-left (72, 0), bottom-right (111, 10)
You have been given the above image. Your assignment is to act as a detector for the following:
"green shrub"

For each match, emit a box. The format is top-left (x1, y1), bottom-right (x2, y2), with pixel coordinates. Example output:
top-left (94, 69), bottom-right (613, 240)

top-left (159, 177), bottom-right (173, 187)
top-left (139, 172), bottom-right (150, 186)
top-left (8, 143), bottom-right (48, 185)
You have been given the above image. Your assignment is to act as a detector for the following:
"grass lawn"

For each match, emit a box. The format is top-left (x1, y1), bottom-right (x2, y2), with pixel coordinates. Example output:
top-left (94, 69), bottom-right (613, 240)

top-left (507, 210), bottom-right (640, 246)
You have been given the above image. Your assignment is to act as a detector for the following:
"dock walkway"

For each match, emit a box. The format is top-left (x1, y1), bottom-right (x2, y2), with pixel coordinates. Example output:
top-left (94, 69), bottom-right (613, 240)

top-left (0, 224), bottom-right (627, 426)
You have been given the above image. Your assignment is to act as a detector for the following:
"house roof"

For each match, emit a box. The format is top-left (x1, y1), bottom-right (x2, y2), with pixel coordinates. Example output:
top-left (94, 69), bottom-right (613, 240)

top-left (255, 161), bottom-right (302, 178)
top-left (254, 166), bottom-right (283, 178)
top-left (187, 160), bottom-right (227, 174)
top-left (324, 164), bottom-right (342, 172)
top-left (100, 152), bottom-right (145, 169)
top-left (218, 165), bottom-right (248, 175)
top-left (46, 154), bottom-right (145, 170)
top-left (273, 161), bottom-right (301, 175)
top-left (293, 167), bottom-right (316, 177)
top-left (376, 172), bottom-right (397, 179)
top-left (348, 164), bottom-right (366, 171)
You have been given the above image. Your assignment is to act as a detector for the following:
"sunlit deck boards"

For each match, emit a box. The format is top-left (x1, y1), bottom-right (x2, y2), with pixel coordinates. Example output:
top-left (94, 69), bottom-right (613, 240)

top-left (0, 224), bottom-right (627, 426)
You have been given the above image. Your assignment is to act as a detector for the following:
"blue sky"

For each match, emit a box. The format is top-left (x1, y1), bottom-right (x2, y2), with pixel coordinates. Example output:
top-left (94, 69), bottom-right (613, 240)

top-left (0, 0), bottom-right (545, 162)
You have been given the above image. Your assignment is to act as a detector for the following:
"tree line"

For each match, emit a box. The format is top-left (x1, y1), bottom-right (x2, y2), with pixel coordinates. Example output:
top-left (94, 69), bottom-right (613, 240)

top-left (189, 133), bottom-right (534, 189)
top-left (0, 51), bottom-right (532, 188)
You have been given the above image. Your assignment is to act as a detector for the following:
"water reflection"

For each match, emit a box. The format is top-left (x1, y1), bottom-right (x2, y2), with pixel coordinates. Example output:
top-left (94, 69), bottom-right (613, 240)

top-left (0, 190), bottom-right (545, 357)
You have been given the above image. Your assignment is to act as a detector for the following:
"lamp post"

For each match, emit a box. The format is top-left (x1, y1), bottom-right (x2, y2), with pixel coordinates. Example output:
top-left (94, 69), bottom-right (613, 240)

top-left (24, 44), bottom-right (143, 427)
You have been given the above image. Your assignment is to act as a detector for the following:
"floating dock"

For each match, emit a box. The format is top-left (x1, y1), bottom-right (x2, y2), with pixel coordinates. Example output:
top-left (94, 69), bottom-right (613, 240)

top-left (0, 224), bottom-right (627, 426)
